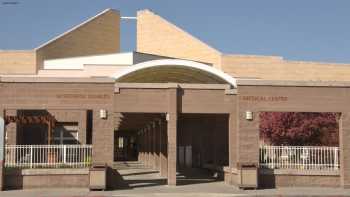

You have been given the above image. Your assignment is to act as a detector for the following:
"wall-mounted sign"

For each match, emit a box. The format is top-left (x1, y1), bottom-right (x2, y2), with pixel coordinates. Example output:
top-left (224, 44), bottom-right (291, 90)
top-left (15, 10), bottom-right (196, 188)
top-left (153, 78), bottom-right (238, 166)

top-left (240, 95), bottom-right (288, 102)
top-left (56, 94), bottom-right (111, 99)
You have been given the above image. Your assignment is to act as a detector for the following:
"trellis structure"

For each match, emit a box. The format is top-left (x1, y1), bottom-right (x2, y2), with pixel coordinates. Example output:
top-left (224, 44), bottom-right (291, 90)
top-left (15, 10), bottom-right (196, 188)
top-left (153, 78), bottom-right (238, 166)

top-left (4, 115), bottom-right (56, 145)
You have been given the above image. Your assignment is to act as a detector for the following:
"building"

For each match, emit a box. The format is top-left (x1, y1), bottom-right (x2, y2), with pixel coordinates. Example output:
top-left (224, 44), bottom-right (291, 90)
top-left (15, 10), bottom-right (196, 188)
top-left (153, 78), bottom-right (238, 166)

top-left (0, 8), bottom-right (350, 190)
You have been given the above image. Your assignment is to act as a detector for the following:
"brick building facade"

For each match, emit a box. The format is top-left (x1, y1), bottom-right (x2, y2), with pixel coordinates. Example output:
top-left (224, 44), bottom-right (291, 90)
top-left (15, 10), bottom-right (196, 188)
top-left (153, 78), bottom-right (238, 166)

top-left (0, 8), bottom-right (350, 190)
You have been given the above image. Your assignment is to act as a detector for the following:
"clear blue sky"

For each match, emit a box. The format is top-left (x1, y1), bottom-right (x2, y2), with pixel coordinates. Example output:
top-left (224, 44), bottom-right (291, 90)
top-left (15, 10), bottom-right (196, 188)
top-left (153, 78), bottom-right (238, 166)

top-left (1, 0), bottom-right (349, 63)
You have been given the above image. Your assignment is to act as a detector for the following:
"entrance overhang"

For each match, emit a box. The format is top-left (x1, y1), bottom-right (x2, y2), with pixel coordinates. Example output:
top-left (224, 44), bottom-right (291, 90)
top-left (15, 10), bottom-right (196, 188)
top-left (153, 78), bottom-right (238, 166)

top-left (112, 59), bottom-right (237, 88)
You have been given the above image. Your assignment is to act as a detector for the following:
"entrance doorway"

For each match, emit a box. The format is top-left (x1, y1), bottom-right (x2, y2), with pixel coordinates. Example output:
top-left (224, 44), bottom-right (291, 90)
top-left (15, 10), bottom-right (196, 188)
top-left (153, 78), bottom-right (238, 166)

top-left (114, 113), bottom-right (165, 163)
top-left (113, 112), bottom-right (167, 188)
top-left (177, 113), bottom-right (229, 185)
top-left (114, 132), bottom-right (138, 161)
top-left (112, 112), bottom-right (230, 187)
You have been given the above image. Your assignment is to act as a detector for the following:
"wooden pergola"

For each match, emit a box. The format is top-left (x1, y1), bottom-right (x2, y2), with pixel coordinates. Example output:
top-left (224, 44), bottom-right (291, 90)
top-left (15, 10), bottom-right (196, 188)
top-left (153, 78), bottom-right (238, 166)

top-left (4, 115), bottom-right (56, 145)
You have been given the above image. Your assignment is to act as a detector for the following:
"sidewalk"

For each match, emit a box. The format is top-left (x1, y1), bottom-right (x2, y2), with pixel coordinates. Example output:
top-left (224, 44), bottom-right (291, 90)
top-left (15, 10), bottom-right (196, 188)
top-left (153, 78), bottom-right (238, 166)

top-left (1, 185), bottom-right (350, 197)
top-left (1, 166), bottom-right (349, 197)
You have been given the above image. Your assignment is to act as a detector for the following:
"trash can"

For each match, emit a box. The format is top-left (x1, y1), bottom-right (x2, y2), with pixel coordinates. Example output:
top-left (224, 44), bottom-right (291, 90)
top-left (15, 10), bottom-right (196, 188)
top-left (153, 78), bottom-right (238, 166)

top-left (89, 163), bottom-right (107, 190)
top-left (238, 163), bottom-right (258, 189)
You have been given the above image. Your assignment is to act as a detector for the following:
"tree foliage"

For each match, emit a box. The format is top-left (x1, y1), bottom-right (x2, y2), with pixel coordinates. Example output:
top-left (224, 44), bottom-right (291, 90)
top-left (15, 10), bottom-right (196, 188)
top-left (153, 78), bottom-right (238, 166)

top-left (259, 112), bottom-right (339, 146)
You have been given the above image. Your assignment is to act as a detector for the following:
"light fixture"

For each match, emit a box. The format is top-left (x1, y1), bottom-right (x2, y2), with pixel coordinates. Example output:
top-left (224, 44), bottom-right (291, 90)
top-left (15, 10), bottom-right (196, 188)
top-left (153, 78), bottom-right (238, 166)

top-left (245, 111), bottom-right (253, 120)
top-left (99, 109), bottom-right (107, 119)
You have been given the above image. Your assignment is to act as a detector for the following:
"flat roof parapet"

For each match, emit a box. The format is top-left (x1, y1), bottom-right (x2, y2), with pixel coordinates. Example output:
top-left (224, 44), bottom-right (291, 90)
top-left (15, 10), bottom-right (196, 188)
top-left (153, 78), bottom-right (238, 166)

top-left (237, 79), bottom-right (350, 87)
top-left (0, 76), bottom-right (115, 83)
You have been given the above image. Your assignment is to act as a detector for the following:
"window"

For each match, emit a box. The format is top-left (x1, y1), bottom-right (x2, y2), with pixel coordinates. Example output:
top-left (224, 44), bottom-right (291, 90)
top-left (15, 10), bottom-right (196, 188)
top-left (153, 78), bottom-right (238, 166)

top-left (118, 137), bottom-right (124, 148)
top-left (53, 122), bottom-right (79, 144)
top-left (5, 131), bottom-right (8, 145)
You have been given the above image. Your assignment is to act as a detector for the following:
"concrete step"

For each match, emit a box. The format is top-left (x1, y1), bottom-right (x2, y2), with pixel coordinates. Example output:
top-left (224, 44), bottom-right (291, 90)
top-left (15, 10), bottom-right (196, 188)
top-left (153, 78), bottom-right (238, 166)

top-left (113, 161), bottom-right (147, 170)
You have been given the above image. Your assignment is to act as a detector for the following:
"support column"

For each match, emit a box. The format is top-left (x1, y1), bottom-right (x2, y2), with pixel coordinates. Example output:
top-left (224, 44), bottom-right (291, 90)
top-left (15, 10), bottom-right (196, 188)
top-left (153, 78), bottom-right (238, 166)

top-left (152, 122), bottom-right (157, 169)
top-left (237, 109), bottom-right (259, 165)
top-left (223, 93), bottom-right (239, 186)
top-left (146, 126), bottom-right (151, 167)
top-left (142, 129), bottom-right (146, 165)
top-left (92, 110), bottom-right (116, 166)
top-left (167, 87), bottom-right (178, 186)
top-left (0, 108), bottom-right (5, 191)
top-left (150, 124), bottom-right (155, 169)
top-left (5, 110), bottom-right (17, 145)
top-left (229, 112), bottom-right (238, 168)
top-left (144, 128), bottom-right (148, 166)
top-left (160, 119), bottom-right (168, 177)
top-left (143, 129), bottom-right (147, 166)
top-left (78, 110), bottom-right (87, 144)
top-left (138, 131), bottom-right (142, 162)
top-left (142, 130), bottom-right (145, 164)
top-left (142, 130), bottom-right (145, 165)
top-left (155, 120), bottom-right (160, 170)
top-left (340, 112), bottom-right (350, 188)
top-left (146, 126), bottom-right (152, 167)
top-left (225, 94), bottom-right (238, 169)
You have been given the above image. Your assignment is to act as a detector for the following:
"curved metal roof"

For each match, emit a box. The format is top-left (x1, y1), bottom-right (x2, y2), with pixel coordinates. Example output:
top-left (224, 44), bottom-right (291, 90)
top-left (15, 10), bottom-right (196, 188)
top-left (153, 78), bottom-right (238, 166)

top-left (112, 59), bottom-right (237, 88)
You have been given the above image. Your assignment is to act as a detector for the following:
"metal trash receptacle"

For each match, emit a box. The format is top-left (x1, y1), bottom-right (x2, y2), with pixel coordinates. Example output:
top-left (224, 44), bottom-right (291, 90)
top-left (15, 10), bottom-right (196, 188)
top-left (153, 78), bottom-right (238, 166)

top-left (238, 163), bottom-right (258, 189)
top-left (89, 163), bottom-right (107, 190)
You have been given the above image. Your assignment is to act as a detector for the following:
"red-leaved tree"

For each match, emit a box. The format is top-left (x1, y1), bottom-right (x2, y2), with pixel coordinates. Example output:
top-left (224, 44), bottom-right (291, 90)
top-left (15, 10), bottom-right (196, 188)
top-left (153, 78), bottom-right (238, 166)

top-left (259, 112), bottom-right (339, 146)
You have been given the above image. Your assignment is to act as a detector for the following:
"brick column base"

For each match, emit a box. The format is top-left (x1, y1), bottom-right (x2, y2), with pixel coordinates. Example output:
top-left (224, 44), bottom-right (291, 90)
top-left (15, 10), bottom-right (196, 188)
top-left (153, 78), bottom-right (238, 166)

top-left (0, 110), bottom-right (5, 191)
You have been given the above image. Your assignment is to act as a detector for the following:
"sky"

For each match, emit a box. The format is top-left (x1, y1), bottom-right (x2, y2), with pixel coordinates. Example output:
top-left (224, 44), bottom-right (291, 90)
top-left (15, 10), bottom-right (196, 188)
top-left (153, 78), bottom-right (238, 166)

top-left (0, 0), bottom-right (349, 63)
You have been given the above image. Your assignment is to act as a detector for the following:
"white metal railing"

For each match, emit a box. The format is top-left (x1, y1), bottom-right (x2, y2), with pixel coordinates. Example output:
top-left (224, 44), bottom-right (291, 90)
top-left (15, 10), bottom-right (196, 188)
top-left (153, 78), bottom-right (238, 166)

top-left (5, 145), bottom-right (92, 168)
top-left (260, 145), bottom-right (339, 171)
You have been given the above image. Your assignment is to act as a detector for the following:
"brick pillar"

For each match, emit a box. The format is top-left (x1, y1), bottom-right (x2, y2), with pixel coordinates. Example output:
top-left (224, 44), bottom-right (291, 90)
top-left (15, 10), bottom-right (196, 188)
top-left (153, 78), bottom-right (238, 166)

top-left (143, 129), bottom-right (147, 166)
top-left (155, 120), bottom-right (160, 170)
top-left (149, 126), bottom-right (151, 168)
top-left (150, 124), bottom-right (155, 169)
top-left (340, 112), bottom-right (350, 188)
top-left (150, 126), bottom-right (154, 168)
top-left (167, 87), bottom-right (178, 186)
top-left (78, 110), bottom-right (87, 144)
top-left (0, 108), bottom-right (5, 191)
top-left (160, 119), bottom-right (168, 177)
top-left (146, 126), bottom-right (151, 168)
top-left (213, 117), bottom-right (218, 167)
top-left (5, 110), bottom-right (17, 145)
top-left (142, 130), bottom-right (145, 164)
top-left (226, 94), bottom-right (238, 168)
top-left (237, 109), bottom-right (259, 165)
top-left (152, 122), bottom-right (157, 169)
top-left (141, 129), bottom-right (146, 165)
top-left (92, 110), bottom-right (116, 165)
top-left (229, 113), bottom-right (238, 168)
top-left (138, 131), bottom-right (143, 163)
top-left (149, 124), bottom-right (154, 169)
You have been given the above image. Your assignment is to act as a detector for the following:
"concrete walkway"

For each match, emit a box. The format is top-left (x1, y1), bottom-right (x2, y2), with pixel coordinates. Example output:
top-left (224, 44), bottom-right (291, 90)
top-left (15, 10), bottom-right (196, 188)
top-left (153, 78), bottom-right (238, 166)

top-left (1, 186), bottom-right (350, 197)
top-left (1, 165), bottom-right (350, 197)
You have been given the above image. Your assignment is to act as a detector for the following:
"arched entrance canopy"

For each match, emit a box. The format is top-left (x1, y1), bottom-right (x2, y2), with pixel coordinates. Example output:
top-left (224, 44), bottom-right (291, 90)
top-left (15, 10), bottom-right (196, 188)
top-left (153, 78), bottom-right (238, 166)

top-left (112, 59), bottom-right (237, 88)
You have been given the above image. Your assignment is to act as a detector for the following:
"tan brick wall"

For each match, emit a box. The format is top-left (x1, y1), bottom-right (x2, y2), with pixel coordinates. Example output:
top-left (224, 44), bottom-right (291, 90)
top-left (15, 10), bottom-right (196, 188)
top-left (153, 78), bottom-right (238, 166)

top-left (136, 9), bottom-right (350, 81)
top-left (259, 174), bottom-right (340, 188)
top-left (221, 55), bottom-right (350, 81)
top-left (237, 85), bottom-right (350, 188)
top-left (1, 9), bottom-right (120, 74)
top-left (0, 50), bottom-right (37, 74)
top-left (0, 81), bottom-right (115, 168)
top-left (36, 9), bottom-right (120, 68)
top-left (5, 169), bottom-right (89, 189)
top-left (136, 10), bottom-right (222, 68)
